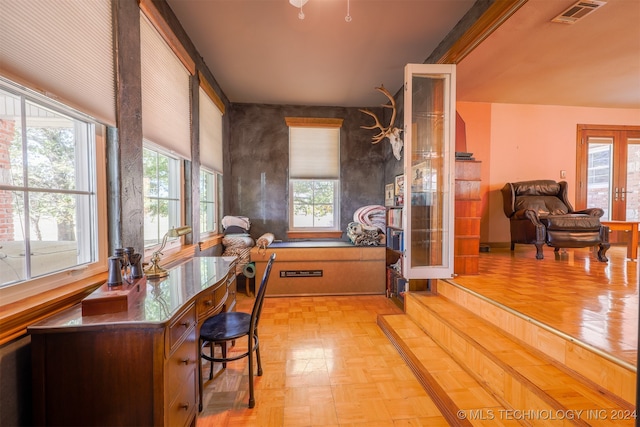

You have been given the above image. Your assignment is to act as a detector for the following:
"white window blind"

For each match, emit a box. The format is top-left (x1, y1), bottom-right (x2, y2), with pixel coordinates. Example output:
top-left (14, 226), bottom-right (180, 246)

top-left (140, 13), bottom-right (191, 160)
top-left (0, 0), bottom-right (115, 126)
top-left (199, 87), bottom-right (223, 172)
top-left (289, 127), bottom-right (340, 179)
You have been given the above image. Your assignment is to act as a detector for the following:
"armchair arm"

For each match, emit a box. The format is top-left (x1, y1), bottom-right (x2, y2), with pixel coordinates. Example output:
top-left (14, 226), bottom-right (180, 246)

top-left (573, 207), bottom-right (604, 218)
top-left (512, 209), bottom-right (544, 226)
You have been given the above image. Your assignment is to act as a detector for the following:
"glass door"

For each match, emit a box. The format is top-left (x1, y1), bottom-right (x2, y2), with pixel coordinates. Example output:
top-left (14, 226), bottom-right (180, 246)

top-left (578, 126), bottom-right (640, 221)
top-left (403, 64), bottom-right (455, 279)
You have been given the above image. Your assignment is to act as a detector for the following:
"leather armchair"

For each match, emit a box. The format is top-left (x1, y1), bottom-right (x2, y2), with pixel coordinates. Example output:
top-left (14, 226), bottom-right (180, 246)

top-left (501, 180), bottom-right (609, 261)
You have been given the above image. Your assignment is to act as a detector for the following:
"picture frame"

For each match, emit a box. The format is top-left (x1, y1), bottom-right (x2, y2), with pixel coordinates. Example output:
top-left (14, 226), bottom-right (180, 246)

top-left (384, 183), bottom-right (395, 206)
top-left (394, 174), bottom-right (404, 197)
top-left (411, 162), bottom-right (428, 192)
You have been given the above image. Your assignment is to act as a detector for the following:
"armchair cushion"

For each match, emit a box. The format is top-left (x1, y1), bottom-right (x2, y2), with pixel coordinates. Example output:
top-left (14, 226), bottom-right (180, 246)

top-left (541, 214), bottom-right (601, 231)
top-left (514, 196), bottom-right (568, 216)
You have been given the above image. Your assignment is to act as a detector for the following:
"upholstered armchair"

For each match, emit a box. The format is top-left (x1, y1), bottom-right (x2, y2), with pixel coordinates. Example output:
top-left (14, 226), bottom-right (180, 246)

top-left (501, 180), bottom-right (610, 261)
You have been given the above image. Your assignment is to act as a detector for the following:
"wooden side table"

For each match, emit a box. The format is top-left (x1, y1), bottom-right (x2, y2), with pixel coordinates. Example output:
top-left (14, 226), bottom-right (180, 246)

top-left (601, 220), bottom-right (639, 260)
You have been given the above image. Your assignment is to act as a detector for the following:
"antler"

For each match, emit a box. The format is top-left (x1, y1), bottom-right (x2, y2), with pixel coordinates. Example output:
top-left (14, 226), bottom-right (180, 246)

top-left (358, 85), bottom-right (397, 144)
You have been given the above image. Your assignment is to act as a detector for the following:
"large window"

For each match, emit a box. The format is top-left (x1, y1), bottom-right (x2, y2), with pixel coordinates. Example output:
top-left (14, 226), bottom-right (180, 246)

top-left (143, 146), bottom-right (181, 247)
top-left (286, 118), bottom-right (342, 232)
top-left (0, 83), bottom-right (103, 290)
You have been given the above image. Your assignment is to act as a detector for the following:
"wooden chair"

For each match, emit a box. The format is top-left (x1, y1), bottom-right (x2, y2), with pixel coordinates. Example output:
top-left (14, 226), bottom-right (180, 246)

top-left (198, 253), bottom-right (276, 410)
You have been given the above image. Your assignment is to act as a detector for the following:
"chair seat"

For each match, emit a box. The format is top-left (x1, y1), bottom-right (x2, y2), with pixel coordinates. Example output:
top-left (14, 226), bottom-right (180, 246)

top-left (541, 214), bottom-right (601, 231)
top-left (200, 312), bottom-right (251, 342)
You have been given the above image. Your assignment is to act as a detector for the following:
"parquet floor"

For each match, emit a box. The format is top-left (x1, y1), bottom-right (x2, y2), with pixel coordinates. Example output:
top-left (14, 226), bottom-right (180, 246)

top-left (452, 245), bottom-right (638, 366)
top-left (197, 245), bottom-right (638, 426)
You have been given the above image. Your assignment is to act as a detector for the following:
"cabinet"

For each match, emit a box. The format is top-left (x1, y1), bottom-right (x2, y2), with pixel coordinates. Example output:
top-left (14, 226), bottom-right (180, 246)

top-left (454, 160), bottom-right (482, 275)
top-left (384, 64), bottom-right (457, 308)
top-left (29, 256), bottom-right (236, 427)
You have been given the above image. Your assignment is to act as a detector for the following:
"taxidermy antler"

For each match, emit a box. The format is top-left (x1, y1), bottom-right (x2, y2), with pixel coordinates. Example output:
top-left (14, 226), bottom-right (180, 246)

top-left (359, 85), bottom-right (403, 160)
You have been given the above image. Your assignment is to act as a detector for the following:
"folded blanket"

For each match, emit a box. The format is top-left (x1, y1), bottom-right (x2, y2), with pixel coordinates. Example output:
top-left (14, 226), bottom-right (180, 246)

top-left (347, 221), bottom-right (385, 246)
top-left (222, 234), bottom-right (255, 249)
top-left (221, 215), bottom-right (251, 231)
top-left (353, 205), bottom-right (386, 232)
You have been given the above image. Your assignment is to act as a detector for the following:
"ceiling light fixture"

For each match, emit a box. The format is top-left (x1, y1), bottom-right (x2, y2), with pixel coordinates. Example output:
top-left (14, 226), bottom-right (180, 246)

top-left (289, 0), bottom-right (352, 22)
top-left (290, 0), bottom-right (308, 20)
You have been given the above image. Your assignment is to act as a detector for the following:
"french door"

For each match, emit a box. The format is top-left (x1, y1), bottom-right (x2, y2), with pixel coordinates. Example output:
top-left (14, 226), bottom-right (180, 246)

top-left (576, 124), bottom-right (640, 221)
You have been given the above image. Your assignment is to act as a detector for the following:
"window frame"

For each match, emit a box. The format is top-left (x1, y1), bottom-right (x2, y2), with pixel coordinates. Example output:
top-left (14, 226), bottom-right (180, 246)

top-left (199, 168), bottom-right (219, 236)
top-left (142, 144), bottom-right (184, 254)
top-left (286, 117), bottom-right (342, 236)
top-left (0, 79), bottom-right (108, 305)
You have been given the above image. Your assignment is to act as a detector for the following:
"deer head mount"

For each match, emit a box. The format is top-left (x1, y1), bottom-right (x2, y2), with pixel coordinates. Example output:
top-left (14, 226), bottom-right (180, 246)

top-left (359, 85), bottom-right (403, 160)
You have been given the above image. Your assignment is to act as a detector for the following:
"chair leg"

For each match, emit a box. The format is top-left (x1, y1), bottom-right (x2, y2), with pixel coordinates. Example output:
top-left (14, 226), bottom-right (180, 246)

top-left (510, 242), bottom-right (515, 251)
top-left (255, 334), bottom-right (263, 376)
top-left (198, 339), bottom-right (204, 412)
top-left (597, 242), bottom-right (610, 262)
top-left (248, 342), bottom-right (255, 408)
top-left (208, 342), bottom-right (214, 380)
top-left (221, 342), bottom-right (227, 369)
top-left (534, 243), bottom-right (544, 259)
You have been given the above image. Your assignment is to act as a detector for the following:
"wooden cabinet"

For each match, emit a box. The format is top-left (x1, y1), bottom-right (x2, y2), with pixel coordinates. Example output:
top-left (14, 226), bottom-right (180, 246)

top-left (28, 257), bottom-right (236, 427)
top-left (454, 160), bottom-right (482, 275)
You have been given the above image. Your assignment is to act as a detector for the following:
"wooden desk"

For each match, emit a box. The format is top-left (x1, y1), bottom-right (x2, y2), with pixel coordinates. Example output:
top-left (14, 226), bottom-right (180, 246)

top-left (28, 256), bottom-right (236, 427)
top-left (601, 221), bottom-right (639, 260)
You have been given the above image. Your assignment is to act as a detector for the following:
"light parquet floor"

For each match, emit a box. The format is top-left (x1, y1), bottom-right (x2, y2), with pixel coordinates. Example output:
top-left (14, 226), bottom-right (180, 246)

top-left (197, 295), bottom-right (451, 427)
top-left (452, 245), bottom-right (638, 366)
top-left (197, 245), bottom-right (637, 426)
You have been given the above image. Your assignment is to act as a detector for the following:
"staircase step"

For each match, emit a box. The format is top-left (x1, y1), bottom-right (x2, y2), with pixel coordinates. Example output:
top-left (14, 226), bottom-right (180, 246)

top-left (437, 279), bottom-right (636, 405)
top-left (398, 294), bottom-right (635, 426)
top-left (378, 314), bottom-right (520, 426)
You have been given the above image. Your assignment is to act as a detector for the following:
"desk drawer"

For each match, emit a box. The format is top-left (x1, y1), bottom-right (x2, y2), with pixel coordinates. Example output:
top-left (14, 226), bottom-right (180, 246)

top-left (167, 368), bottom-right (197, 427)
top-left (169, 305), bottom-right (196, 352)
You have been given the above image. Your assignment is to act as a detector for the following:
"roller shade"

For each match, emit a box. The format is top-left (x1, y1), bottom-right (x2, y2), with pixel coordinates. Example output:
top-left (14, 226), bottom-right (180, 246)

top-left (199, 87), bottom-right (223, 172)
top-left (0, 0), bottom-right (115, 125)
top-left (289, 127), bottom-right (340, 179)
top-left (140, 13), bottom-right (191, 160)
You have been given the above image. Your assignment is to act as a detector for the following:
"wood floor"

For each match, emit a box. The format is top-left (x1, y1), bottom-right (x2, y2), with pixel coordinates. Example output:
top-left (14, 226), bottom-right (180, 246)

top-left (196, 245), bottom-right (637, 426)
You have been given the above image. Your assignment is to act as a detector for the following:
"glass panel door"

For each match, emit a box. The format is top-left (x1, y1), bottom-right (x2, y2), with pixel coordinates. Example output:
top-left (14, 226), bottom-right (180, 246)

top-left (403, 64), bottom-right (455, 279)
top-left (586, 136), bottom-right (613, 219)
top-left (625, 138), bottom-right (639, 221)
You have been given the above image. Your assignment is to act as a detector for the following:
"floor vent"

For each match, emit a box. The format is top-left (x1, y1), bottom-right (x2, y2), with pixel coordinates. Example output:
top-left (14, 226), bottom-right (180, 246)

top-left (551, 0), bottom-right (606, 24)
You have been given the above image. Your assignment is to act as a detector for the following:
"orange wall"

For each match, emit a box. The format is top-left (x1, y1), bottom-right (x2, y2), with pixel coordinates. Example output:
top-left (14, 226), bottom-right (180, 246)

top-left (456, 101), bottom-right (640, 244)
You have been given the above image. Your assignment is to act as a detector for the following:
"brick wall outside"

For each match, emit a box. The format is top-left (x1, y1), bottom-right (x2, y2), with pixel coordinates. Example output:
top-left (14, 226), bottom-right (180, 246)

top-left (0, 119), bottom-right (15, 241)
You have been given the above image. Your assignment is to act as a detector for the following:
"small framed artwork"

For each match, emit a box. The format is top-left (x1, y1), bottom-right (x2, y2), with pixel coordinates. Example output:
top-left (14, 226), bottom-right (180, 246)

top-left (394, 174), bottom-right (404, 197)
top-left (411, 162), bottom-right (428, 192)
top-left (384, 183), bottom-right (395, 206)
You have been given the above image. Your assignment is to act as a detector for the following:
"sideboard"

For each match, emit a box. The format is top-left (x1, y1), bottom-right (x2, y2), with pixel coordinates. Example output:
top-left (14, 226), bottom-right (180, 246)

top-left (28, 256), bottom-right (237, 427)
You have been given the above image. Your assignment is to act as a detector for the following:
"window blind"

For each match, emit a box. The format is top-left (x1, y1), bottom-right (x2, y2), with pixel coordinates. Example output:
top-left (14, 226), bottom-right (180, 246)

top-left (0, 0), bottom-right (115, 126)
top-left (140, 13), bottom-right (191, 160)
top-left (199, 87), bottom-right (223, 173)
top-left (289, 127), bottom-right (340, 179)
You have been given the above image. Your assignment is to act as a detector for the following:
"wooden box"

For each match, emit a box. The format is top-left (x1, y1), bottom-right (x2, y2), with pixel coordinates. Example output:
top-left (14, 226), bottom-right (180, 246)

top-left (82, 276), bottom-right (147, 316)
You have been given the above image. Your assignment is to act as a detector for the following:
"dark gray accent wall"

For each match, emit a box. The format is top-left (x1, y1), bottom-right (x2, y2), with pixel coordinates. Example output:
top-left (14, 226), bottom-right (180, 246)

top-left (226, 103), bottom-right (389, 241)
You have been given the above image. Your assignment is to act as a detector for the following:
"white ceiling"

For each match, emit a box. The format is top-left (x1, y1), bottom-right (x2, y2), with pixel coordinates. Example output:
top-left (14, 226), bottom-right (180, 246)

top-left (167, 0), bottom-right (640, 109)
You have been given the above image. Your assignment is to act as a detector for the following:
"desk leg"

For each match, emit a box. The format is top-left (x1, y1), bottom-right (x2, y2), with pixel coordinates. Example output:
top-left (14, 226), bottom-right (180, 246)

top-left (630, 223), bottom-right (638, 260)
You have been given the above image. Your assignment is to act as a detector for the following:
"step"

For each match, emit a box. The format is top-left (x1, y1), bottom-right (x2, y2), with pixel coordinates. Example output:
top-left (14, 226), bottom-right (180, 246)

top-left (379, 292), bottom-right (636, 426)
top-left (436, 279), bottom-right (636, 405)
top-left (378, 314), bottom-right (520, 426)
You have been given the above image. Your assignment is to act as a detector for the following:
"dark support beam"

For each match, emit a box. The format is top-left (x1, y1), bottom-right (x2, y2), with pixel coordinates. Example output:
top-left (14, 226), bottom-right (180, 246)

top-left (111, 0), bottom-right (144, 253)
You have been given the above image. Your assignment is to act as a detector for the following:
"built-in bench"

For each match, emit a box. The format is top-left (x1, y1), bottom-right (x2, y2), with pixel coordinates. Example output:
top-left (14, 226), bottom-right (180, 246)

top-left (249, 241), bottom-right (385, 296)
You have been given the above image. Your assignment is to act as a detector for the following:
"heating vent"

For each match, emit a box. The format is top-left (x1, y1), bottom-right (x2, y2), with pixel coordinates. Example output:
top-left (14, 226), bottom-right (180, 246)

top-left (551, 0), bottom-right (606, 24)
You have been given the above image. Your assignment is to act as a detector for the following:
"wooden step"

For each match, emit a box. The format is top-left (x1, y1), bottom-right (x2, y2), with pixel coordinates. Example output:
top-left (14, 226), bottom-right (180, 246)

top-left (437, 279), bottom-right (636, 405)
top-left (379, 292), bottom-right (636, 426)
top-left (378, 314), bottom-right (521, 426)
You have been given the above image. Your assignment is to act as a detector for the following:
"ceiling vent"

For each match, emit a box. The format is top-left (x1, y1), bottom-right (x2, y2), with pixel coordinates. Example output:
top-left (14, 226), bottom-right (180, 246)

top-left (551, 0), bottom-right (606, 24)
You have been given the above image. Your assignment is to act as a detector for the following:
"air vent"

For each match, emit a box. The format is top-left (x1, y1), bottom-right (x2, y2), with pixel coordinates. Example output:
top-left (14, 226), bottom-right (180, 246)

top-left (551, 0), bottom-right (606, 24)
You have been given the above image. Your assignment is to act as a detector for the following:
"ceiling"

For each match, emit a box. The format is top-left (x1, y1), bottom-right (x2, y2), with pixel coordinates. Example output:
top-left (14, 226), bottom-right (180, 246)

top-left (167, 0), bottom-right (640, 109)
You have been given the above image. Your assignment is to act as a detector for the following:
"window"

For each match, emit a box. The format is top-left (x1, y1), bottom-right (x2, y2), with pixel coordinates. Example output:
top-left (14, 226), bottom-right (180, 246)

top-left (0, 82), bottom-right (105, 292)
top-left (286, 118), bottom-right (342, 232)
top-left (143, 146), bottom-right (182, 247)
top-left (199, 169), bottom-right (219, 234)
